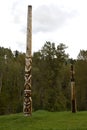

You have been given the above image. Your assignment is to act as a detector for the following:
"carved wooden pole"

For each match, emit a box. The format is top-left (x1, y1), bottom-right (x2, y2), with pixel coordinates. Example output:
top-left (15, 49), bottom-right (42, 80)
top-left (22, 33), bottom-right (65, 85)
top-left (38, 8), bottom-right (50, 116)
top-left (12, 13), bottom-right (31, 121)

top-left (23, 5), bottom-right (32, 116)
top-left (70, 63), bottom-right (76, 113)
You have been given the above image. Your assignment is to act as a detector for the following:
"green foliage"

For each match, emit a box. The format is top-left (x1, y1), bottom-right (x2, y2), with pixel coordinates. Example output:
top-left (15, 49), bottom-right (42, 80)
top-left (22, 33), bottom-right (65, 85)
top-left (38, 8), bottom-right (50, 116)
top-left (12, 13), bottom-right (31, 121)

top-left (32, 41), bottom-right (70, 111)
top-left (0, 111), bottom-right (87, 130)
top-left (75, 60), bottom-right (87, 110)
top-left (0, 47), bottom-right (24, 115)
top-left (77, 50), bottom-right (87, 60)
top-left (75, 50), bottom-right (87, 110)
top-left (1, 42), bottom-right (87, 115)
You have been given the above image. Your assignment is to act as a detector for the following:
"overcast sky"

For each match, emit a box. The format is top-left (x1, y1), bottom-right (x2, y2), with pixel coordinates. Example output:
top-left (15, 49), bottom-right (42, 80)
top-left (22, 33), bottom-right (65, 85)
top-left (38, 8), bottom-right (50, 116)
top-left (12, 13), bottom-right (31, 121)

top-left (0, 0), bottom-right (87, 59)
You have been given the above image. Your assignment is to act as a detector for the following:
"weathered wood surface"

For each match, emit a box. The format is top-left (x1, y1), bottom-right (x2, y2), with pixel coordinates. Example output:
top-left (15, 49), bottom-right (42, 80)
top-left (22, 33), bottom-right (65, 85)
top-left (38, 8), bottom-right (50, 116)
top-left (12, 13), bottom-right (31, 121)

top-left (23, 5), bottom-right (32, 116)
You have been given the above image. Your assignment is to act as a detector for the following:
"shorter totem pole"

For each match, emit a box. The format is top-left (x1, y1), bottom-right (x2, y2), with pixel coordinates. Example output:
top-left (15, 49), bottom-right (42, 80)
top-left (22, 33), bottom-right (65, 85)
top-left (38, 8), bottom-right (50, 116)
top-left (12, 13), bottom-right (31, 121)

top-left (23, 5), bottom-right (32, 116)
top-left (70, 63), bottom-right (76, 113)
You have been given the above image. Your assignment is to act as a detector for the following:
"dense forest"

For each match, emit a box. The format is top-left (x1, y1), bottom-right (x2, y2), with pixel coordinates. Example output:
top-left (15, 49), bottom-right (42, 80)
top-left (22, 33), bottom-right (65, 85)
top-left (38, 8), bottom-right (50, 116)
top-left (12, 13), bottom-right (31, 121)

top-left (0, 41), bottom-right (87, 115)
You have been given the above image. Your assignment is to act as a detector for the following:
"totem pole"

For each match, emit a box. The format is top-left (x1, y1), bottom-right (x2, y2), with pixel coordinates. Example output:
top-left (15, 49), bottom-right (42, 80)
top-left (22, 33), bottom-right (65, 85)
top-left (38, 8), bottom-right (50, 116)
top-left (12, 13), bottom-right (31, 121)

top-left (70, 63), bottom-right (76, 113)
top-left (23, 5), bottom-right (32, 116)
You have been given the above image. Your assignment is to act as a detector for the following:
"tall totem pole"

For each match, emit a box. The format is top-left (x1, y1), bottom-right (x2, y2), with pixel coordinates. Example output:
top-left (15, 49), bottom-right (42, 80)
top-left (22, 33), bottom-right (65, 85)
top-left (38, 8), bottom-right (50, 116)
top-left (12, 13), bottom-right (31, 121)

top-left (70, 63), bottom-right (76, 113)
top-left (23, 5), bottom-right (32, 116)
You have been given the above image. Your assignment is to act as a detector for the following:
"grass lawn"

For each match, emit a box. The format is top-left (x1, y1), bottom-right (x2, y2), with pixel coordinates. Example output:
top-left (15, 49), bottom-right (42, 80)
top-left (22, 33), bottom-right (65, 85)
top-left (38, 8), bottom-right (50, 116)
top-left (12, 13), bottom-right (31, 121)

top-left (0, 110), bottom-right (87, 130)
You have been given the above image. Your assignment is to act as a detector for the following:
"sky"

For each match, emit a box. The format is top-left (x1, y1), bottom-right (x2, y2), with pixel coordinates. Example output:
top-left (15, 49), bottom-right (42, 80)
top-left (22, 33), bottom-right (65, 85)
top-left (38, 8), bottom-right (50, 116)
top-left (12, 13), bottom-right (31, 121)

top-left (0, 0), bottom-right (87, 59)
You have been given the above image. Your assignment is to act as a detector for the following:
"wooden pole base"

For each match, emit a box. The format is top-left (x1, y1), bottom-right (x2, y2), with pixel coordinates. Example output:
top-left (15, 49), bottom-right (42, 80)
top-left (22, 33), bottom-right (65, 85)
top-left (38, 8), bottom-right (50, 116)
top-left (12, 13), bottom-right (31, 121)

top-left (71, 99), bottom-right (76, 113)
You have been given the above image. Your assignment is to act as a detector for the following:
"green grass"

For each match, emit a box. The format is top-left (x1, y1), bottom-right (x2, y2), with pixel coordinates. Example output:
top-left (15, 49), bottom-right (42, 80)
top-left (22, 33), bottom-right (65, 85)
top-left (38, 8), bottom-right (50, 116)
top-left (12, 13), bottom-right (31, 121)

top-left (0, 110), bottom-right (87, 130)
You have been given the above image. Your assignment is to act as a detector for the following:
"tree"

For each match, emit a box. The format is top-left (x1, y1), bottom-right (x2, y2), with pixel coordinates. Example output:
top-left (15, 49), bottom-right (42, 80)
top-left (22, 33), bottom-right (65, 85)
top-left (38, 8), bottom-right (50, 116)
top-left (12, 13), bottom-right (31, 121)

top-left (0, 47), bottom-right (25, 114)
top-left (77, 50), bottom-right (87, 60)
top-left (32, 41), bottom-right (70, 111)
top-left (75, 58), bottom-right (87, 110)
